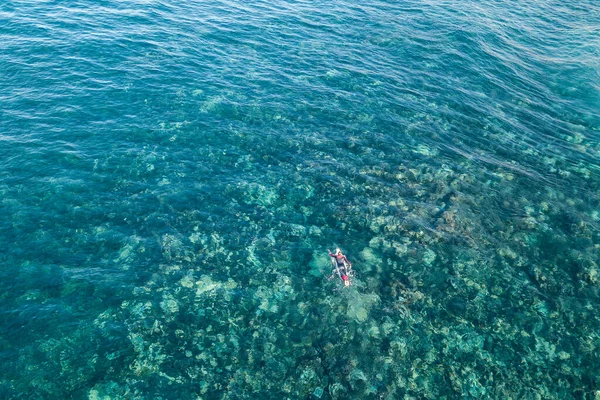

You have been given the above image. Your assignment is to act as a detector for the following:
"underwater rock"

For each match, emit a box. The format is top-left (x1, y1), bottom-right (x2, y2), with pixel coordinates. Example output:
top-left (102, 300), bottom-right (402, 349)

top-left (347, 293), bottom-right (380, 323)
top-left (381, 320), bottom-right (396, 336)
top-left (558, 351), bottom-right (570, 360)
top-left (195, 275), bottom-right (221, 296)
top-left (255, 274), bottom-right (294, 313)
top-left (466, 371), bottom-right (486, 398)
top-left (423, 249), bottom-right (436, 266)
top-left (348, 304), bottom-right (368, 323)
top-left (535, 337), bottom-right (556, 361)
top-left (349, 368), bottom-right (367, 391)
top-left (265, 358), bottom-right (286, 381)
top-left (329, 382), bottom-right (347, 399)
top-left (160, 294), bottom-right (179, 314)
top-left (286, 223), bottom-right (307, 237)
top-left (392, 240), bottom-right (409, 257)
top-left (300, 366), bottom-right (317, 385)
top-left (179, 273), bottom-right (195, 288)
top-left (309, 251), bottom-right (332, 277)
top-left (114, 235), bottom-right (143, 267)
top-left (367, 323), bottom-right (380, 339)
top-left (368, 236), bottom-right (386, 249)
top-left (309, 225), bottom-right (323, 236)
top-left (243, 182), bottom-right (279, 206)
top-left (448, 298), bottom-right (467, 314)
top-left (160, 233), bottom-right (184, 260)
top-left (295, 361), bottom-right (323, 397)
top-left (312, 386), bottom-right (324, 398)
top-left (88, 381), bottom-right (131, 399)
top-left (359, 247), bottom-right (382, 272)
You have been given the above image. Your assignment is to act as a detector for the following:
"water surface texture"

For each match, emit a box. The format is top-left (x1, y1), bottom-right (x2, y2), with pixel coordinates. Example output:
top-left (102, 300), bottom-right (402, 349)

top-left (1, 0), bottom-right (600, 398)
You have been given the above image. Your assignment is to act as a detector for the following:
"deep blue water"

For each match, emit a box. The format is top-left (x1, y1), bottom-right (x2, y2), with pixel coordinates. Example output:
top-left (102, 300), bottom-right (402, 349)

top-left (1, 0), bottom-right (599, 398)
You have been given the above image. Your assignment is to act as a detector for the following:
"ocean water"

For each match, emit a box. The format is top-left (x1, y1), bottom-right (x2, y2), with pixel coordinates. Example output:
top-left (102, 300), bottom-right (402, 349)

top-left (1, 0), bottom-right (599, 398)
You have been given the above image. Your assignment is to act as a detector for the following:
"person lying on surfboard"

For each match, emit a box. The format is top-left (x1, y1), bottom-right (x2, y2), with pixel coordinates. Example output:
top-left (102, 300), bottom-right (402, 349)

top-left (328, 248), bottom-right (352, 287)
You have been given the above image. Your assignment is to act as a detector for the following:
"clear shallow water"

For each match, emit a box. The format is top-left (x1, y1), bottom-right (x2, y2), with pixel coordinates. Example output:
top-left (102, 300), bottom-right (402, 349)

top-left (1, 0), bottom-right (599, 398)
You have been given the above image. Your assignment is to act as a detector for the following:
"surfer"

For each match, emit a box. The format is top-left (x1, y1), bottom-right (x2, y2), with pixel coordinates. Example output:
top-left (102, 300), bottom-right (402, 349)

top-left (329, 248), bottom-right (352, 287)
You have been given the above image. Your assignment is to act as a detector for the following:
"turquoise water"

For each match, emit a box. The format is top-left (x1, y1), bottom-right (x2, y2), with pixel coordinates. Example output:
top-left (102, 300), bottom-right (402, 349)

top-left (1, 0), bottom-right (599, 398)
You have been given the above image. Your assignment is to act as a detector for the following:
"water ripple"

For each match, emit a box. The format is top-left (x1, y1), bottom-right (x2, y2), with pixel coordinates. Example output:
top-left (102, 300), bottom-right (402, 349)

top-left (1, 0), bottom-right (600, 398)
